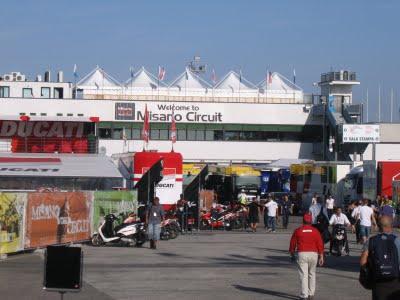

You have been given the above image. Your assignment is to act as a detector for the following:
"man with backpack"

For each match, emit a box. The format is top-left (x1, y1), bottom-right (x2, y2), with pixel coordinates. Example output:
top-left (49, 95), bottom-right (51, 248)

top-left (360, 216), bottom-right (400, 299)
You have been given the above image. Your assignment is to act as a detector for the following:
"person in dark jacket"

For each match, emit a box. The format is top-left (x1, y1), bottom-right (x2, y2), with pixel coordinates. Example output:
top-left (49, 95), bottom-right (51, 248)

top-left (281, 195), bottom-right (292, 229)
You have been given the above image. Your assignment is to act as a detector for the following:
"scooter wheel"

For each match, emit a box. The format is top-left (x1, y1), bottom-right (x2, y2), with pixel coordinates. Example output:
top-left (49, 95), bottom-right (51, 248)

top-left (91, 234), bottom-right (103, 247)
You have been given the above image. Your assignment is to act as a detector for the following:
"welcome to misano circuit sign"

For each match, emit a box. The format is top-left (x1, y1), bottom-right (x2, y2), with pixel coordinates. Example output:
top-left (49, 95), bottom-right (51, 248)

top-left (114, 101), bottom-right (310, 125)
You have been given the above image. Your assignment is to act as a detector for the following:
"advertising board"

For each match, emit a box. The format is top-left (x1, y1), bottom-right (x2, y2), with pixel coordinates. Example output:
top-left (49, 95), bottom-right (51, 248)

top-left (342, 124), bottom-right (380, 143)
top-left (92, 191), bottom-right (138, 232)
top-left (0, 193), bottom-right (26, 254)
top-left (25, 192), bottom-right (91, 248)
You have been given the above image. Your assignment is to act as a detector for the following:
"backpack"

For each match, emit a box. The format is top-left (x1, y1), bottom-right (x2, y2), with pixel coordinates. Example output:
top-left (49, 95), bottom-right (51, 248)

top-left (368, 233), bottom-right (399, 282)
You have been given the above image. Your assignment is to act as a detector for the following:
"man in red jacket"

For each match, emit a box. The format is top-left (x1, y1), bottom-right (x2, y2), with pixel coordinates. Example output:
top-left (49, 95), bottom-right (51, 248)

top-left (289, 213), bottom-right (324, 300)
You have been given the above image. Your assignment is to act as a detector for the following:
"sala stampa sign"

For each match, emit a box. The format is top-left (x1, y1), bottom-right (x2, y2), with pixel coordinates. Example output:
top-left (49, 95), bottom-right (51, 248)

top-left (342, 124), bottom-right (380, 143)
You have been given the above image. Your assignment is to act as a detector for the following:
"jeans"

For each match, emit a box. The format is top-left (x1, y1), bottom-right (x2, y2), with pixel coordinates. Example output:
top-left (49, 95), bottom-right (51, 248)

top-left (147, 223), bottom-right (161, 240)
top-left (282, 213), bottom-right (289, 228)
top-left (359, 225), bottom-right (371, 238)
top-left (267, 216), bottom-right (276, 231)
top-left (297, 252), bottom-right (318, 298)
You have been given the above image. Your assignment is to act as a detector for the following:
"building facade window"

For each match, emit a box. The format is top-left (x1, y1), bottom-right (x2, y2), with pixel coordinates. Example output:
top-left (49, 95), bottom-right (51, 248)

top-left (95, 122), bottom-right (322, 143)
top-left (22, 88), bottom-right (33, 98)
top-left (41, 87), bottom-right (51, 98)
top-left (0, 86), bottom-right (10, 97)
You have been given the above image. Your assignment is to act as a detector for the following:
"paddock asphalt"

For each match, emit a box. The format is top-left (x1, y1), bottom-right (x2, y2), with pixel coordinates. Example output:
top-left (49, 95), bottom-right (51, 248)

top-left (0, 217), bottom-right (370, 299)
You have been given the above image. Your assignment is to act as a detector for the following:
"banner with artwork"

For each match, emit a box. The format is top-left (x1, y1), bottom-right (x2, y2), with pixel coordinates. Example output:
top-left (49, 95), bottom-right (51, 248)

top-left (25, 192), bottom-right (92, 248)
top-left (0, 193), bottom-right (27, 254)
top-left (92, 191), bottom-right (138, 233)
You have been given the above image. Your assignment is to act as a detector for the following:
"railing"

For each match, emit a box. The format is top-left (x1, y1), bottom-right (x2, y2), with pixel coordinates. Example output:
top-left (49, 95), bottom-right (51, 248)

top-left (320, 71), bottom-right (357, 83)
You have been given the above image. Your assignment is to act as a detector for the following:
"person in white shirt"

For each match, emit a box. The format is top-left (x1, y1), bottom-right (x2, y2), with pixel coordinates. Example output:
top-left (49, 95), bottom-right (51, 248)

top-left (357, 199), bottom-right (377, 243)
top-left (351, 201), bottom-right (362, 243)
top-left (265, 198), bottom-right (279, 233)
top-left (326, 196), bottom-right (335, 219)
top-left (329, 207), bottom-right (351, 255)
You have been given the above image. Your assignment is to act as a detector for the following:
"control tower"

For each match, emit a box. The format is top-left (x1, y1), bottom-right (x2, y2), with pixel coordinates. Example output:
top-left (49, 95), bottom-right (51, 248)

top-left (314, 70), bottom-right (363, 161)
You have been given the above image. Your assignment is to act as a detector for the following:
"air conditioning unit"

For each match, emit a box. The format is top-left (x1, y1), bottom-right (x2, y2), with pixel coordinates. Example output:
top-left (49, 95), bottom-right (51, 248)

top-left (2, 72), bottom-right (26, 82)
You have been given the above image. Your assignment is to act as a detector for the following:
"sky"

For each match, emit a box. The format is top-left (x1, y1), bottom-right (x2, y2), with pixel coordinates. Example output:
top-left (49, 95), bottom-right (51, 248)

top-left (0, 0), bottom-right (399, 122)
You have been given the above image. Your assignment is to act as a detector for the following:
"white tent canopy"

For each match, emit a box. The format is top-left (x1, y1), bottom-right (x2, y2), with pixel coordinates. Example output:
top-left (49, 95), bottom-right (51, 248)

top-left (214, 71), bottom-right (257, 91)
top-left (125, 67), bottom-right (165, 89)
top-left (78, 66), bottom-right (121, 88)
top-left (258, 72), bottom-right (302, 92)
top-left (169, 68), bottom-right (211, 90)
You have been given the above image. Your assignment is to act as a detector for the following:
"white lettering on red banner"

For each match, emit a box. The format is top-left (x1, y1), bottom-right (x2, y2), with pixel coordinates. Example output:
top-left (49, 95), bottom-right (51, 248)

top-left (0, 121), bottom-right (85, 138)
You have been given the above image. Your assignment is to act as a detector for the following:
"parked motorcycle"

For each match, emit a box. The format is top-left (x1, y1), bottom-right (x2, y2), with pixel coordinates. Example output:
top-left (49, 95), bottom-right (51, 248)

top-left (160, 218), bottom-right (181, 240)
top-left (91, 214), bottom-right (146, 247)
top-left (200, 209), bottom-right (232, 230)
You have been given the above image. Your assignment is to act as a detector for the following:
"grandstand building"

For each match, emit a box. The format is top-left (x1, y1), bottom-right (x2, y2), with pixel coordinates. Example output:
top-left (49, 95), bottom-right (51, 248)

top-left (3, 65), bottom-right (392, 163)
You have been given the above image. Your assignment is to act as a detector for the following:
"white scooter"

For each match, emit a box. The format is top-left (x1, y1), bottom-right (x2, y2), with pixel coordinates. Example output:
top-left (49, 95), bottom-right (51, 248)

top-left (91, 214), bottom-right (146, 247)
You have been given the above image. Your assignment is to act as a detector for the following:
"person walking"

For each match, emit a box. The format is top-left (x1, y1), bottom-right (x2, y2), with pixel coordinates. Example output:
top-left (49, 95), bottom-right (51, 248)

top-left (265, 196), bottom-right (279, 233)
top-left (176, 193), bottom-right (188, 232)
top-left (326, 195), bottom-right (335, 219)
top-left (289, 213), bottom-right (324, 300)
top-left (247, 198), bottom-right (261, 232)
top-left (145, 197), bottom-right (165, 250)
top-left (358, 199), bottom-right (378, 244)
top-left (281, 195), bottom-right (292, 229)
top-left (360, 215), bottom-right (400, 299)
top-left (352, 200), bottom-right (362, 243)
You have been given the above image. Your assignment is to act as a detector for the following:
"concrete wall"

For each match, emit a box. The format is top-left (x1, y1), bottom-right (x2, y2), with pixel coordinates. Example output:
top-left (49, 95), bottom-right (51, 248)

top-left (363, 143), bottom-right (400, 161)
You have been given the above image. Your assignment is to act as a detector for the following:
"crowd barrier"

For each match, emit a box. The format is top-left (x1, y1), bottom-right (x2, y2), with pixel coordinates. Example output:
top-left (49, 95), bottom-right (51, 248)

top-left (0, 190), bottom-right (137, 255)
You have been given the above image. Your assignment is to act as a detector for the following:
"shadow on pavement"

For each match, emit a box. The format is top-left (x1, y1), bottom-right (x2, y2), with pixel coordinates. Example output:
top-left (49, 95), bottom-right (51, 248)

top-left (233, 284), bottom-right (298, 299)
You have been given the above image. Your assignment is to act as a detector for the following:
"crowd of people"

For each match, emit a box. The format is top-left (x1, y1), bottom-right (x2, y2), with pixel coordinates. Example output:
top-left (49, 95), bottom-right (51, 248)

top-left (289, 193), bottom-right (400, 300)
top-left (143, 191), bottom-right (400, 299)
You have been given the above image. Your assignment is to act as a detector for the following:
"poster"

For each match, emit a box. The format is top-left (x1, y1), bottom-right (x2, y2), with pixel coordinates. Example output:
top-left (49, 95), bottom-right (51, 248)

top-left (25, 192), bottom-right (91, 248)
top-left (92, 191), bottom-right (138, 233)
top-left (0, 193), bottom-right (27, 254)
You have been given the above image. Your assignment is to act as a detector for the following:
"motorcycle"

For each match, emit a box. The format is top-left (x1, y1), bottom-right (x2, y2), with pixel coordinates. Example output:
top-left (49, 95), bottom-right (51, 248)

top-left (331, 224), bottom-right (347, 256)
top-left (160, 218), bottom-right (181, 240)
top-left (200, 208), bottom-right (233, 230)
top-left (91, 213), bottom-right (146, 247)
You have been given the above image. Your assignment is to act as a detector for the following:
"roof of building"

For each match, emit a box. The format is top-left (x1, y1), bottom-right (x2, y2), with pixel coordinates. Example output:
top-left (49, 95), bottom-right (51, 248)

top-left (258, 72), bottom-right (302, 92)
top-left (0, 153), bottom-right (123, 178)
top-left (214, 71), bottom-right (257, 91)
top-left (77, 66), bottom-right (121, 88)
top-left (125, 67), bottom-right (165, 88)
top-left (169, 68), bottom-right (211, 89)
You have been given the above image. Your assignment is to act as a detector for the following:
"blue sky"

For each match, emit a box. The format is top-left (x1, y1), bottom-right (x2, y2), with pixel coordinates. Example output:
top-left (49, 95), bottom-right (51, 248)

top-left (1, 0), bottom-right (399, 122)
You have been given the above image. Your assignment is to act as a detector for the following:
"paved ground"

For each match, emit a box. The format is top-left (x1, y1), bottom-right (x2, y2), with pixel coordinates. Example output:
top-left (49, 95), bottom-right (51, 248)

top-left (0, 218), bottom-right (370, 300)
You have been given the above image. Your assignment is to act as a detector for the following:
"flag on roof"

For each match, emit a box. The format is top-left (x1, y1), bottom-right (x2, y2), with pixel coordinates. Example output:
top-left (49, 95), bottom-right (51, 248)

top-left (130, 67), bottom-right (134, 78)
top-left (268, 71), bottom-right (273, 84)
top-left (73, 64), bottom-right (78, 78)
top-left (293, 68), bottom-right (296, 84)
top-left (239, 69), bottom-right (243, 83)
top-left (211, 69), bottom-right (217, 84)
top-left (158, 66), bottom-right (166, 81)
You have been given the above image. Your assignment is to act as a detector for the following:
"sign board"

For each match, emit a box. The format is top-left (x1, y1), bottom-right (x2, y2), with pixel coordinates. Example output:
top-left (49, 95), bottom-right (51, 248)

top-left (0, 121), bottom-right (88, 138)
top-left (342, 124), bottom-right (380, 143)
top-left (115, 103), bottom-right (135, 120)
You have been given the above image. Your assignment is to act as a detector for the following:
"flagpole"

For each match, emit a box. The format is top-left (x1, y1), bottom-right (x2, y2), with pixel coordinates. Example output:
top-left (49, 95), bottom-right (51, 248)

top-left (366, 88), bottom-right (369, 123)
top-left (391, 88), bottom-right (394, 123)
top-left (378, 84), bottom-right (381, 123)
